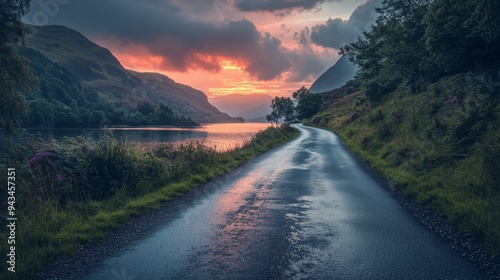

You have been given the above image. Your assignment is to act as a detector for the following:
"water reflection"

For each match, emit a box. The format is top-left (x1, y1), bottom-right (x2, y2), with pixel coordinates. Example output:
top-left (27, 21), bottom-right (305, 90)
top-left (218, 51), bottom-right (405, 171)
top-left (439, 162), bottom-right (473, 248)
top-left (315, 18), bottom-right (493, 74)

top-left (25, 123), bottom-right (271, 151)
top-left (27, 127), bottom-right (207, 142)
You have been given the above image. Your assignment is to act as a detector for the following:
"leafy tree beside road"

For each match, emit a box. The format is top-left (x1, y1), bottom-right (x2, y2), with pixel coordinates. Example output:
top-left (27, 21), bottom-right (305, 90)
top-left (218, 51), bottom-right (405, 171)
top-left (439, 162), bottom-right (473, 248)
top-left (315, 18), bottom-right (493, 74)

top-left (266, 86), bottom-right (324, 124)
top-left (266, 96), bottom-right (295, 124)
top-left (340, 0), bottom-right (500, 102)
top-left (292, 86), bottom-right (324, 120)
top-left (0, 0), bottom-right (38, 133)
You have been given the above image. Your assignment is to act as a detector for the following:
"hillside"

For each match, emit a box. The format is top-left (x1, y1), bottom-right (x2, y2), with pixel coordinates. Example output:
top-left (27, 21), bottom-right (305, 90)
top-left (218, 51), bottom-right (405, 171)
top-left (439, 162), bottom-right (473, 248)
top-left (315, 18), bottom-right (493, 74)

top-left (307, 74), bottom-right (500, 254)
top-left (24, 25), bottom-right (241, 123)
top-left (305, 0), bottom-right (500, 255)
top-left (18, 47), bottom-right (200, 127)
top-left (131, 71), bottom-right (244, 123)
top-left (209, 94), bottom-right (273, 121)
top-left (309, 55), bottom-right (358, 93)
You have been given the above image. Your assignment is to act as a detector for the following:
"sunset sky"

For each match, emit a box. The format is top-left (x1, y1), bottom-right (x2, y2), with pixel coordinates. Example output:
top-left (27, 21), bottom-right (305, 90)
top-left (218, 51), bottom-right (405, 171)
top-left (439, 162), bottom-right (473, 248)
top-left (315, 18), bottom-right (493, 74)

top-left (24, 0), bottom-right (382, 98)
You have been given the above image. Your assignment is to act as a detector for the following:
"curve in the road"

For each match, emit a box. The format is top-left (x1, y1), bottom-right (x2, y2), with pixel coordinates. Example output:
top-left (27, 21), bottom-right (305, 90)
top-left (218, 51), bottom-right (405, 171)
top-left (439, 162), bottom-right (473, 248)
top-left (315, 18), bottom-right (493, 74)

top-left (83, 124), bottom-right (487, 280)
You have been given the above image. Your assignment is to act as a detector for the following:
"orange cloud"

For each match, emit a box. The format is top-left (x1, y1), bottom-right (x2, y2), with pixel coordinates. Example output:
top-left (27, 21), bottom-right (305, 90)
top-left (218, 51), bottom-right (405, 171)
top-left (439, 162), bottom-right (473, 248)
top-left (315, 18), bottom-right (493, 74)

top-left (105, 45), bottom-right (302, 98)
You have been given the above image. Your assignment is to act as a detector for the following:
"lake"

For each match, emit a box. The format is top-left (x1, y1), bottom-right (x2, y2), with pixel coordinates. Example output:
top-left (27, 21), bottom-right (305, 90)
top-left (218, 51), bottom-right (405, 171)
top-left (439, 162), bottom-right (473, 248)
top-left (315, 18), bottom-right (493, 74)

top-left (26, 123), bottom-right (272, 151)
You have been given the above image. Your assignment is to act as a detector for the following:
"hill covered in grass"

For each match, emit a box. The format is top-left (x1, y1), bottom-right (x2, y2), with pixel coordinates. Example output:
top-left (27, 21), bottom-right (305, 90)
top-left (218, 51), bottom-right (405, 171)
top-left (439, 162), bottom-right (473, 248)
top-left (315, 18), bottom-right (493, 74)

top-left (18, 47), bottom-right (198, 127)
top-left (307, 74), bottom-right (499, 253)
top-left (305, 0), bottom-right (500, 254)
top-left (22, 24), bottom-right (242, 125)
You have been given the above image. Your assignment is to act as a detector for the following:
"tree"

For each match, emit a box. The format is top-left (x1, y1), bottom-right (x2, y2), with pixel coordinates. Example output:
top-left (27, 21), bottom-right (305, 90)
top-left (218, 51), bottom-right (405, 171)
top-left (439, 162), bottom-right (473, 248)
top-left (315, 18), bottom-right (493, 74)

top-left (0, 0), bottom-right (39, 133)
top-left (26, 98), bottom-right (54, 126)
top-left (153, 104), bottom-right (174, 125)
top-left (292, 86), bottom-right (309, 100)
top-left (292, 86), bottom-right (324, 120)
top-left (90, 110), bottom-right (106, 127)
top-left (424, 0), bottom-right (500, 73)
top-left (137, 102), bottom-right (155, 116)
top-left (128, 111), bottom-right (148, 126)
top-left (341, 0), bottom-right (500, 102)
top-left (341, 0), bottom-right (436, 100)
top-left (266, 96), bottom-right (295, 124)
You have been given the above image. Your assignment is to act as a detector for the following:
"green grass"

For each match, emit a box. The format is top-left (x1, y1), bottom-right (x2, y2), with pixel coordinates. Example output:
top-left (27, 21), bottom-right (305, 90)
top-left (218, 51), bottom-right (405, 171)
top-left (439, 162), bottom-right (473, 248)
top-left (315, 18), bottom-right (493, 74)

top-left (0, 125), bottom-right (298, 279)
top-left (306, 73), bottom-right (500, 255)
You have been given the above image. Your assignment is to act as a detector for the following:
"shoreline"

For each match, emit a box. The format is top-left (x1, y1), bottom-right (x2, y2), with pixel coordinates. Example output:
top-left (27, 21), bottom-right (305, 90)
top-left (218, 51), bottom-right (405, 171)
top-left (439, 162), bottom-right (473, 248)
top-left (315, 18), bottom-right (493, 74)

top-left (0, 125), bottom-right (298, 279)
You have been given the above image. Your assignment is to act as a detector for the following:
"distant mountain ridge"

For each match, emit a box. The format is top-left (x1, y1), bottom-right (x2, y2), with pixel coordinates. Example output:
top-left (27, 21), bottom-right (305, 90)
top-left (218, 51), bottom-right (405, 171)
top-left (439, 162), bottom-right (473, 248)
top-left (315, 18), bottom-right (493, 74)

top-left (309, 55), bottom-right (359, 93)
top-left (209, 94), bottom-right (273, 122)
top-left (24, 25), bottom-right (242, 123)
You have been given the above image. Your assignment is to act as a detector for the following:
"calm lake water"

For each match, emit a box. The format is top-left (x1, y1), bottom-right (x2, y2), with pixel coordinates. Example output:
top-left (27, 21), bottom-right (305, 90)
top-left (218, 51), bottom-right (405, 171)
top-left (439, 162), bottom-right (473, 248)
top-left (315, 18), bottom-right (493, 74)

top-left (26, 123), bottom-right (271, 151)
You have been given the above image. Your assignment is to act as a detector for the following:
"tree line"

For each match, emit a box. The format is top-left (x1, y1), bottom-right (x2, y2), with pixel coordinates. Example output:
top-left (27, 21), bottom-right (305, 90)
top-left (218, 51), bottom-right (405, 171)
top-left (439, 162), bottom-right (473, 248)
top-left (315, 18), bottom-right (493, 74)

top-left (340, 0), bottom-right (499, 101)
top-left (268, 0), bottom-right (499, 123)
top-left (266, 86), bottom-right (324, 124)
top-left (0, 0), bottom-right (38, 133)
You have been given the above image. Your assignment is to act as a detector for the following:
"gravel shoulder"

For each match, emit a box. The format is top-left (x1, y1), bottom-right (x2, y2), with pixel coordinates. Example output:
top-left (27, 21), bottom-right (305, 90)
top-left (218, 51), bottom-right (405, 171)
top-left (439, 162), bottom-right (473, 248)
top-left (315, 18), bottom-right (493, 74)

top-left (333, 126), bottom-right (500, 279)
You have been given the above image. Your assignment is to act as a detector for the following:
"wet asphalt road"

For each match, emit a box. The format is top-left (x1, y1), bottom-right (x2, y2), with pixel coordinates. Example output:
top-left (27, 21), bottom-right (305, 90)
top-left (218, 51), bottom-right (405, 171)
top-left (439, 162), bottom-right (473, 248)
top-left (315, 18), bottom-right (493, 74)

top-left (84, 124), bottom-right (487, 280)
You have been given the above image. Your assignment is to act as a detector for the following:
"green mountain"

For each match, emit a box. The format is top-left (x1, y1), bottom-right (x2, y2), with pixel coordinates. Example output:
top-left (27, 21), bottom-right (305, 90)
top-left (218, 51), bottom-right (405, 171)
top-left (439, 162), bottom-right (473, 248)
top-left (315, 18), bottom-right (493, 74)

top-left (23, 24), bottom-right (242, 124)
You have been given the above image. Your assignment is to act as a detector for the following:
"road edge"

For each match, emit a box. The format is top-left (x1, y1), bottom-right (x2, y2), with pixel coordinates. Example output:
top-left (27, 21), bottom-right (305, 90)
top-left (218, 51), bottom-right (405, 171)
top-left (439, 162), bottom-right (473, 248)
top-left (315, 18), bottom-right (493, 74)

top-left (307, 124), bottom-right (500, 279)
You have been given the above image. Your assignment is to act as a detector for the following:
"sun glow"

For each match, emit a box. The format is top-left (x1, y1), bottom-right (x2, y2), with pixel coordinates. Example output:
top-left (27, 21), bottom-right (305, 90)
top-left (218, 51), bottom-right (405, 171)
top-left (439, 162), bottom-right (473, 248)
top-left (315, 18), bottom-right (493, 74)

top-left (221, 60), bottom-right (242, 71)
top-left (116, 53), bottom-right (166, 73)
top-left (105, 50), bottom-right (302, 98)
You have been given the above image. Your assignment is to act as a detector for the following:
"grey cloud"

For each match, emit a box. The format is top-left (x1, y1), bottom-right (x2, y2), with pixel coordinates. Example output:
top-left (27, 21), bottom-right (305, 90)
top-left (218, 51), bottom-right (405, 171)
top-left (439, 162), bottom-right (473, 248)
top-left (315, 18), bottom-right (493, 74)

top-left (235, 0), bottom-right (339, 13)
top-left (310, 0), bottom-right (383, 49)
top-left (24, 0), bottom-right (290, 80)
top-left (293, 26), bottom-right (310, 45)
top-left (245, 33), bottom-right (291, 80)
top-left (285, 47), bottom-right (330, 83)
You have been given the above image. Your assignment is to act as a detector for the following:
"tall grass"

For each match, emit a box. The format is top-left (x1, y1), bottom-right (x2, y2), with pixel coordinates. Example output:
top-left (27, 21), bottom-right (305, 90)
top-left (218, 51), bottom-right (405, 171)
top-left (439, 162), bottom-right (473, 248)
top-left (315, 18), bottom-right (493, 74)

top-left (0, 124), bottom-right (298, 279)
top-left (306, 73), bottom-right (500, 255)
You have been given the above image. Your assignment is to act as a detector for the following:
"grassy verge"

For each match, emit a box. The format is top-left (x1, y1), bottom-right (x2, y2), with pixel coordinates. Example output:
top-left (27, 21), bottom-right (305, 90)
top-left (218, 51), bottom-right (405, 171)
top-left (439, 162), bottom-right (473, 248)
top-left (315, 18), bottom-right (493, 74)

top-left (0, 125), bottom-right (298, 279)
top-left (306, 73), bottom-right (500, 255)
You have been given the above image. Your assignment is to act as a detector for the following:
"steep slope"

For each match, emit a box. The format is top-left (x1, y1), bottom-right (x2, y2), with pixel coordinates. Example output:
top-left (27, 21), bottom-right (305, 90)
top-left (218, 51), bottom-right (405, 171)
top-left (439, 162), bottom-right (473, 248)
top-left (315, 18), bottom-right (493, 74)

top-left (131, 71), bottom-right (244, 123)
top-left (17, 47), bottom-right (200, 127)
top-left (209, 94), bottom-right (273, 121)
top-left (307, 73), bottom-right (500, 255)
top-left (309, 55), bottom-right (359, 93)
top-left (24, 24), bottom-right (241, 123)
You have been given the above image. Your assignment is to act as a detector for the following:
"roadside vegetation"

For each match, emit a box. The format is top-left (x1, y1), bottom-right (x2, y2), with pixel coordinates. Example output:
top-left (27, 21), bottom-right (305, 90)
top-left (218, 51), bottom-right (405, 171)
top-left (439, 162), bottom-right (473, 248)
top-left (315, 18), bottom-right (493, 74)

top-left (266, 86), bottom-right (324, 125)
top-left (0, 125), bottom-right (297, 279)
top-left (0, 3), bottom-right (299, 279)
top-left (304, 0), bottom-right (500, 255)
top-left (307, 75), bottom-right (499, 254)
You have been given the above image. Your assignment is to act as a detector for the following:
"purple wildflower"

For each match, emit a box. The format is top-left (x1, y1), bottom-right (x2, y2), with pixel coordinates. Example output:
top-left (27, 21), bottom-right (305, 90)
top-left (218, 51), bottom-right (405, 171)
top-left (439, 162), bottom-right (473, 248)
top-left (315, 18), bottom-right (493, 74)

top-left (444, 97), bottom-right (459, 108)
top-left (55, 174), bottom-right (67, 184)
top-left (81, 146), bottom-right (96, 152)
top-left (28, 150), bottom-right (53, 169)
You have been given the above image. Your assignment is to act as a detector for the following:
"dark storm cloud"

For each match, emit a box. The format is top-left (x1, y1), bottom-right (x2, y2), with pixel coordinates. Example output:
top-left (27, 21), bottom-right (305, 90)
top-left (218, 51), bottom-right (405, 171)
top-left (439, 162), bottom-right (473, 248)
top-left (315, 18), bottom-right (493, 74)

top-left (246, 32), bottom-right (291, 80)
top-left (293, 26), bottom-right (310, 46)
top-left (24, 0), bottom-right (290, 80)
top-left (285, 47), bottom-right (328, 82)
top-left (235, 0), bottom-right (339, 13)
top-left (310, 0), bottom-right (383, 49)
